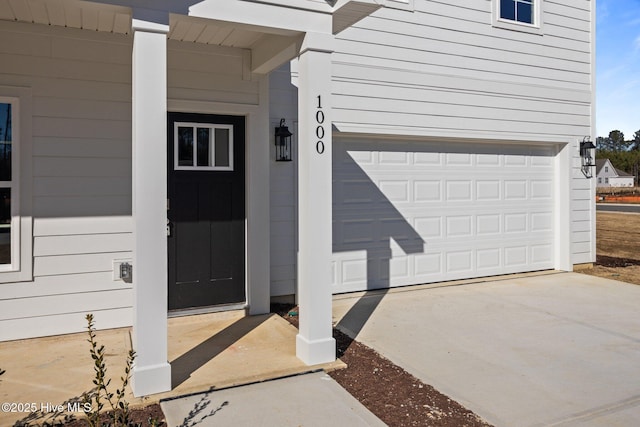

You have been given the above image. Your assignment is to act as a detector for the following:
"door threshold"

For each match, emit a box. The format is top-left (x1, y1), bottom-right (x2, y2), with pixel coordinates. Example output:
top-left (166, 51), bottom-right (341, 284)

top-left (168, 303), bottom-right (247, 318)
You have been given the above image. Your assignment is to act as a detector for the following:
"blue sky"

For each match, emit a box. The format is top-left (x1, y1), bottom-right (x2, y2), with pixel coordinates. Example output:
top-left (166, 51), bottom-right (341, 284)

top-left (596, 0), bottom-right (640, 139)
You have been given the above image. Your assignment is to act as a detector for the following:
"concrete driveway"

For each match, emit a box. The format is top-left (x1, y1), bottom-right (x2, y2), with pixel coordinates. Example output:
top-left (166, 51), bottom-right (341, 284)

top-left (333, 272), bottom-right (640, 427)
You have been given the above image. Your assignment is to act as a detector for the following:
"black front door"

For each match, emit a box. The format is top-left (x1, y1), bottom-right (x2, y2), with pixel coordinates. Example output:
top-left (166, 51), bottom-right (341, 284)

top-left (167, 112), bottom-right (245, 311)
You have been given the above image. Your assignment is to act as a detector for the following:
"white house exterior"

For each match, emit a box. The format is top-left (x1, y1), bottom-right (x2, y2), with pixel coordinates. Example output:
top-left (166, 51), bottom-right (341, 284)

top-left (596, 159), bottom-right (635, 187)
top-left (0, 0), bottom-right (595, 396)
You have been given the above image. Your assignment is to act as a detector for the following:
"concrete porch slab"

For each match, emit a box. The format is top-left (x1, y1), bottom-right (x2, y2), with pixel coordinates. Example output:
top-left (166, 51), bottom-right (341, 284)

top-left (1, 311), bottom-right (344, 426)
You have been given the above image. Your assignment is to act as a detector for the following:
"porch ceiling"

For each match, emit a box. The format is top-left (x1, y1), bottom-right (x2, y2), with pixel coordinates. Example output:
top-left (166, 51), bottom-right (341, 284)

top-left (0, 0), bottom-right (131, 34)
top-left (167, 15), bottom-right (300, 49)
top-left (0, 0), bottom-right (378, 72)
top-left (0, 0), bottom-right (297, 50)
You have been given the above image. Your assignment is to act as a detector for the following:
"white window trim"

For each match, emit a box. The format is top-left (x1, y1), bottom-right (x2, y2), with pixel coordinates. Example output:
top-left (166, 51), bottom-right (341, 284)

top-left (0, 87), bottom-right (33, 283)
top-left (174, 122), bottom-right (234, 171)
top-left (492, 0), bottom-right (544, 35)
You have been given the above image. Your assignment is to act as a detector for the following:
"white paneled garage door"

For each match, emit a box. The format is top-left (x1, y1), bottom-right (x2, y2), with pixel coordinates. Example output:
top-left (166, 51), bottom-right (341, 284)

top-left (332, 137), bottom-right (556, 294)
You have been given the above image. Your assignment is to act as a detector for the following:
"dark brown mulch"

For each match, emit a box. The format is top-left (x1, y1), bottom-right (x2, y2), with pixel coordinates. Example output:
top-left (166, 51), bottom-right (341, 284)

top-left (15, 404), bottom-right (165, 427)
top-left (596, 255), bottom-right (640, 268)
top-left (273, 304), bottom-right (492, 427)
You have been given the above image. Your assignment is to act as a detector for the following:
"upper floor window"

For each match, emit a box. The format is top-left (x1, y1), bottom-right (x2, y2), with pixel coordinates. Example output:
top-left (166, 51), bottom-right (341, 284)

top-left (500, 0), bottom-right (534, 25)
top-left (494, 0), bottom-right (542, 34)
top-left (604, 166), bottom-right (609, 173)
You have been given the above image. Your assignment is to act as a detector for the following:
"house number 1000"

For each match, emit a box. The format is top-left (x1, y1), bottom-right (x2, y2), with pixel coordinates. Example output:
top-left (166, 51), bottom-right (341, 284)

top-left (315, 95), bottom-right (325, 154)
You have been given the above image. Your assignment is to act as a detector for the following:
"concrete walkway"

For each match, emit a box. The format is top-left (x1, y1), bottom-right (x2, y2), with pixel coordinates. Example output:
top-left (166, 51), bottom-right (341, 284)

top-left (0, 311), bottom-right (344, 427)
top-left (333, 272), bottom-right (640, 427)
top-left (160, 372), bottom-right (385, 427)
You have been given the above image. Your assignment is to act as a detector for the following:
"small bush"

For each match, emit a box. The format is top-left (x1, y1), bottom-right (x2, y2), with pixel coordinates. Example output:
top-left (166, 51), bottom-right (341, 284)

top-left (82, 314), bottom-right (136, 427)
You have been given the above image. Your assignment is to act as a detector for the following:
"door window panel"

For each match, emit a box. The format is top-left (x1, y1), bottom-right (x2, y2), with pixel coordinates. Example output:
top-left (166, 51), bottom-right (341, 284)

top-left (197, 128), bottom-right (212, 167)
top-left (174, 123), bottom-right (233, 171)
top-left (178, 127), bottom-right (194, 167)
top-left (214, 128), bottom-right (230, 167)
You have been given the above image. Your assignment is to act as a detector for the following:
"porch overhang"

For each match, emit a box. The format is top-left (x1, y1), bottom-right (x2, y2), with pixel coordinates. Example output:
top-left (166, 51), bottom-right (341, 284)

top-left (0, 0), bottom-right (383, 398)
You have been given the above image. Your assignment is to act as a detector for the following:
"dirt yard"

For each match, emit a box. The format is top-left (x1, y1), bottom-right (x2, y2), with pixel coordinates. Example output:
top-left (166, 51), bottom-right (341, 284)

top-left (579, 211), bottom-right (640, 285)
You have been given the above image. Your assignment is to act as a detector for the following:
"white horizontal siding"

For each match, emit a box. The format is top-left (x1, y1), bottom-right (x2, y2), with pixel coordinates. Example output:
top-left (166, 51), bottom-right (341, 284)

top-left (269, 64), bottom-right (298, 297)
top-left (0, 21), bottom-right (135, 340)
top-left (34, 216), bottom-right (132, 236)
top-left (0, 19), bottom-right (261, 340)
top-left (0, 272), bottom-right (129, 300)
top-left (329, 0), bottom-right (594, 267)
top-left (168, 40), bottom-right (258, 105)
top-left (281, 0), bottom-right (594, 283)
top-left (0, 308), bottom-right (132, 342)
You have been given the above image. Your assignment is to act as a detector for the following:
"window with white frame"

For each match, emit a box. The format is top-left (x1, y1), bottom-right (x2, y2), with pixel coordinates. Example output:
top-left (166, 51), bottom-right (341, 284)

top-left (500, 0), bottom-right (534, 24)
top-left (0, 88), bottom-right (32, 283)
top-left (0, 99), bottom-right (17, 270)
top-left (494, 0), bottom-right (542, 32)
top-left (174, 123), bottom-right (233, 171)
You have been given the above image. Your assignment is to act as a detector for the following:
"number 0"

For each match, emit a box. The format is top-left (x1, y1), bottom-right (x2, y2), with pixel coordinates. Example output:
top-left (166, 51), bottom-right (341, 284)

top-left (316, 141), bottom-right (325, 154)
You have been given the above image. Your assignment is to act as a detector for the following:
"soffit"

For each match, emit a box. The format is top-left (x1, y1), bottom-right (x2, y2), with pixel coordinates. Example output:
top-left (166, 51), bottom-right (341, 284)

top-left (0, 0), bottom-right (132, 34)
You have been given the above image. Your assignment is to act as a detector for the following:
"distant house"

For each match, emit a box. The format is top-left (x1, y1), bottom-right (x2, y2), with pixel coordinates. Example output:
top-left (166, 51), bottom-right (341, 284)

top-left (596, 159), bottom-right (635, 188)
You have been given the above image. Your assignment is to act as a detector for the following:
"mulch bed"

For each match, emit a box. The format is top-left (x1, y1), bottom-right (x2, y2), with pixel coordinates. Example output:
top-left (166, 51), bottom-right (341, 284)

top-left (273, 304), bottom-right (492, 427)
top-left (14, 404), bottom-right (166, 427)
top-left (596, 255), bottom-right (640, 268)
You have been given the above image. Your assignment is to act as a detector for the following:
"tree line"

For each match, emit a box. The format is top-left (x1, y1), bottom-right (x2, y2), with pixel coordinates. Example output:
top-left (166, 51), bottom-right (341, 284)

top-left (596, 130), bottom-right (640, 179)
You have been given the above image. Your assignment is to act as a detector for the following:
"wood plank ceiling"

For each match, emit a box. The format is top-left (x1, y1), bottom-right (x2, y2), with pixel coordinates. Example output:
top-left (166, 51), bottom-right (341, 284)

top-left (0, 0), bottom-right (274, 49)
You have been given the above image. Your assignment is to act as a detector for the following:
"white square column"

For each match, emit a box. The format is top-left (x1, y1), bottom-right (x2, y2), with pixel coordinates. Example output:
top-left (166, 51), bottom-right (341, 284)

top-left (131, 19), bottom-right (172, 397)
top-left (296, 33), bottom-right (336, 365)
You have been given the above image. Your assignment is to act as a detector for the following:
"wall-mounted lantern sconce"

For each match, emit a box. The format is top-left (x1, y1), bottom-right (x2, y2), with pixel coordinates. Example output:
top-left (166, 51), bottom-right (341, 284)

top-left (274, 118), bottom-right (293, 162)
top-left (580, 136), bottom-right (596, 178)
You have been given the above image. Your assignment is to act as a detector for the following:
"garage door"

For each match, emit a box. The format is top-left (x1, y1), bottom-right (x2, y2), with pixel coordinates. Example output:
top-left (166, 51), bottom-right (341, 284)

top-left (332, 138), bottom-right (556, 294)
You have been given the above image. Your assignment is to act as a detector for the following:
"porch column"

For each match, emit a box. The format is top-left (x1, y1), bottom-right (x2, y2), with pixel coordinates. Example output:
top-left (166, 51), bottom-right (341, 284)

top-left (296, 32), bottom-right (336, 365)
top-left (131, 18), bottom-right (171, 396)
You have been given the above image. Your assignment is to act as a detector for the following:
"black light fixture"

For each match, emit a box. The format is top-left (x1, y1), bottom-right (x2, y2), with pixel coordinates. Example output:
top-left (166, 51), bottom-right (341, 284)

top-left (580, 136), bottom-right (596, 178)
top-left (274, 118), bottom-right (293, 162)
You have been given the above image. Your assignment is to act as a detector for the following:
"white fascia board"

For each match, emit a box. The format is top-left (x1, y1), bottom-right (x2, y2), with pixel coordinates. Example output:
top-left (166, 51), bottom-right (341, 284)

top-left (189, 0), bottom-right (332, 34)
top-left (332, 0), bottom-right (383, 34)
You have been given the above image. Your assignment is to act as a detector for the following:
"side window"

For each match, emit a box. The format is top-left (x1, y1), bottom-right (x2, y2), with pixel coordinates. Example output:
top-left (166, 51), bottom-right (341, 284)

top-left (598, 177), bottom-right (602, 184)
top-left (174, 123), bottom-right (233, 171)
top-left (0, 100), bottom-right (15, 269)
top-left (493, 0), bottom-right (542, 34)
top-left (0, 89), bottom-right (32, 283)
top-left (499, 0), bottom-right (534, 25)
